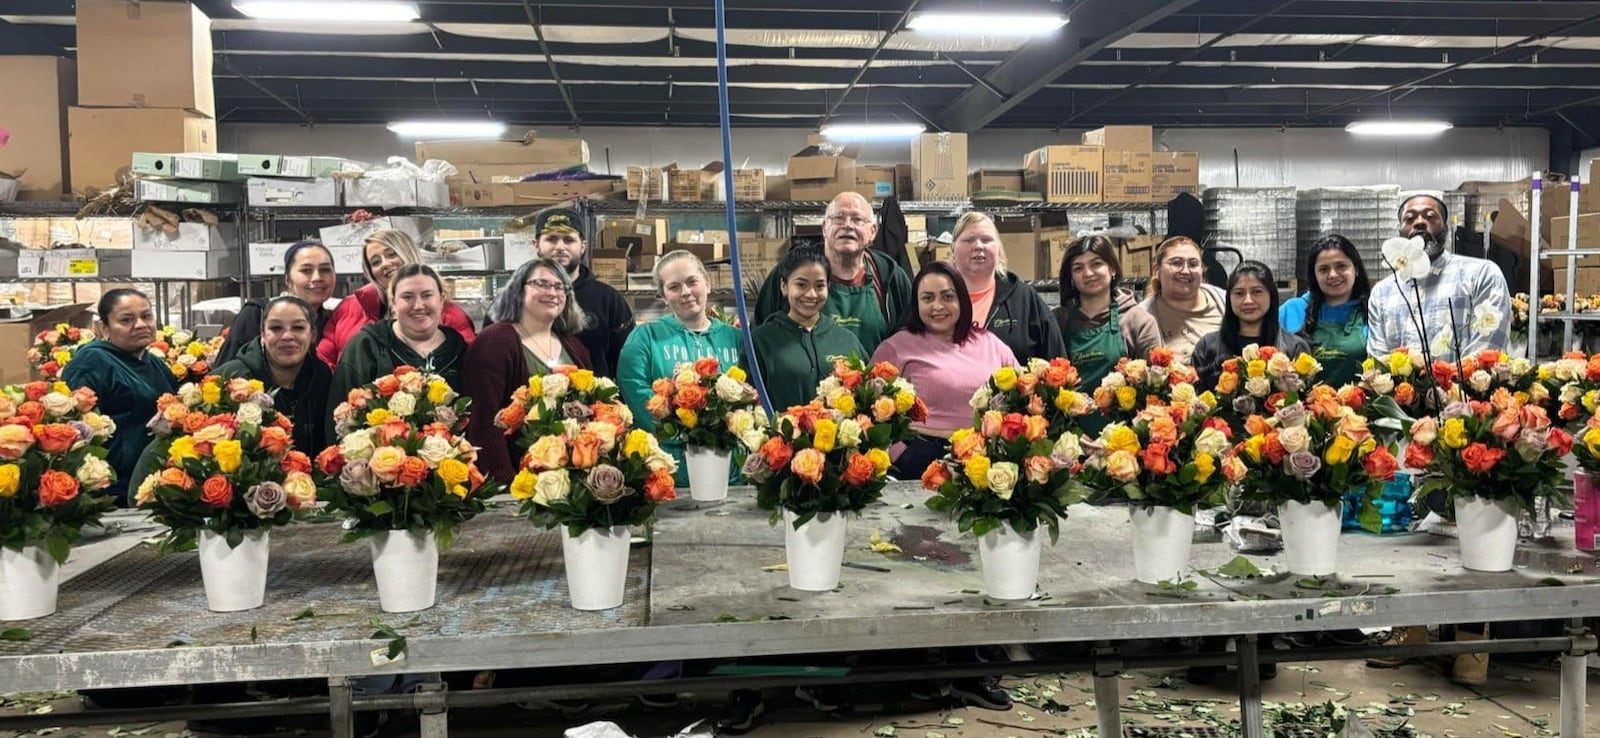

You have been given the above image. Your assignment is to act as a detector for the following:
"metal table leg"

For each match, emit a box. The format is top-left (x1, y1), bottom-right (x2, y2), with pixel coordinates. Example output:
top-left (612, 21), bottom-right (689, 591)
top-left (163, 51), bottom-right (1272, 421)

top-left (1091, 644), bottom-right (1122, 738)
top-left (1561, 620), bottom-right (1596, 738)
top-left (1236, 636), bottom-right (1264, 738)
top-left (418, 673), bottom-right (449, 738)
top-left (329, 677), bottom-right (354, 738)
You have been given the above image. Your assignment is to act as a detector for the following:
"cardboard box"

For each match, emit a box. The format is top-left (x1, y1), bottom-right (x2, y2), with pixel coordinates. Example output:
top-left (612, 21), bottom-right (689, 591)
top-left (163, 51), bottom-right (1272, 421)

top-left (18, 248), bottom-right (131, 279)
top-left (1151, 151), bottom-right (1200, 201)
top-left (318, 217), bottom-right (433, 248)
top-left (714, 169), bottom-right (766, 201)
top-left (993, 217), bottom-right (1040, 280)
top-left (791, 178), bottom-right (855, 202)
top-left (452, 178), bottom-right (622, 206)
top-left (0, 57), bottom-right (75, 200)
top-left (667, 242), bottom-right (728, 263)
top-left (248, 242), bottom-right (365, 277)
top-left (1552, 213), bottom-right (1600, 250)
top-left (788, 142), bottom-right (857, 202)
top-left (1024, 145), bottom-right (1103, 204)
top-left (134, 178), bottom-right (243, 204)
top-left (341, 178), bottom-right (450, 208)
top-left (1460, 177), bottom-right (1571, 240)
top-left (238, 155), bottom-right (363, 178)
top-left (969, 169), bottom-right (1025, 193)
top-left (911, 132), bottom-right (968, 200)
top-left (68, 108), bottom-right (216, 193)
top-left (626, 166), bottom-right (672, 201)
top-left (1103, 149), bottom-right (1155, 203)
top-left (589, 249), bottom-right (630, 286)
top-left (76, 0), bottom-right (214, 116)
top-left (0, 304), bottom-right (92, 384)
top-left (423, 237), bottom-right (505, 273)
top-left (246, 177), bottom-right (339, 208)
top-left (1118, 235), bottom-right (1159, 280)
top-left (134, 222), bottom-right (240, 251)
top-left (1082, 126), bottom-right (1153, 151)
top-left (0, 217), bottom-right (135, 250)
top-left (601, 218), bottom-right (670, 253)
top-left (765, 175), bottom-right (791, 201)
top-left (668, 165), bottom-right (719, 201)
top-left (131, 249), bottom-right (239, 279)
top-left (415, 133), bottom-right (589, 183)
top-left (854, 165), bottom-right (898, 200)
top-left (172, 154), bottom-right (245, 181)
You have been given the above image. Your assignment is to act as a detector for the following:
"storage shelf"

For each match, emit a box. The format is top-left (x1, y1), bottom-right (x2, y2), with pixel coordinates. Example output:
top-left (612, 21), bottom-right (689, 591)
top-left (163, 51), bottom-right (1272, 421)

top-left (1536, 312), bottom-right (1600, 322)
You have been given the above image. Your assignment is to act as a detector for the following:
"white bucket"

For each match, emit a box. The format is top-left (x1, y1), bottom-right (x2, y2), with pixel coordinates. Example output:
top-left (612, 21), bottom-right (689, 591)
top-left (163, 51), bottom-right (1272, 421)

top-left (685, 446), bottom-right (731, 502)
top-left (561, 525), bottom-right (632, 611)
top-left (1455, 496), bottom-right (1521, 572)
top-left (0, 545), bottom-right (60, 621)
top-left (978, 521), bottom-right (1042, 600)
top-left (783, 510), bottom-right (846, 591)
top-left (1130, 505), bottom-right (1195, 584)
top-left (198, 529), bottom-right (270, 612)
top-left (1279, 500), bottom-right (1343, 576)
top-left (369, 529), bottom-right (439, 613)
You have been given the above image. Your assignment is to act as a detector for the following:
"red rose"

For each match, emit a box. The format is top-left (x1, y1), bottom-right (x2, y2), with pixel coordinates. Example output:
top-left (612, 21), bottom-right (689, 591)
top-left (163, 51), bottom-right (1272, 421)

top-left (316, 446), bottom-right (346, 476)
top-left (1403, 442), bottom-right (1434, 469)
top-left (200, 475), bottom-right (234, 508)
top-left (999, 413), bottom-right (1028, 443)
top-left (37, 470), bottom-right (79, 508)
top-left (1549, 427), bottom-right (1575, 457)
top-left (1460, 442), bottom-right (1506, 475)
top-left (23, 382), bottom-right (49, 401)
top-left (693, 357), bottom-right (721, 379)
top-left (909, 396), bottom-right (929, 423)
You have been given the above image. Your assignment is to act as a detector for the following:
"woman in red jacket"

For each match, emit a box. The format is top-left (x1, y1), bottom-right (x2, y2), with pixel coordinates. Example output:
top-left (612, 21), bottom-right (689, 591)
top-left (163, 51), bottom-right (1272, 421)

top-left (316, 228), bottom-right (477, 368)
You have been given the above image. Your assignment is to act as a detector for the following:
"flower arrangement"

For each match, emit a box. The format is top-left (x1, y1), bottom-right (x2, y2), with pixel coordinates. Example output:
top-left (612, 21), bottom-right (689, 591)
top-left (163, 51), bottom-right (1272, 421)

top-left (316, 367), bottom-right (497, 546)
top-left (921, 410), bottom-right (1088, 542)
top-left (1211, 344), bottom-right (1322, 419)
top-left (1430, 349), bottom-right (1544, 404)
top-left (28, 324), bottom-right (93, 381)
top-left (1091, 347), bottom-right (1206, 423)
top-left (646, 358), bottom-right (765, 450)
top-left (148, 326), bottom-right (224, 383)
top-left (1541, 351), bottom-right (1600, 429)
top-left (498, 366), bottom-right (679, 534)
top-left (138, 375), bottom-right (314, 551)
top-left (1073, 401), bottom-right (1234, 514)
top-left (1510, 293), bottom-right (1530, 339)
top-left (1402, 389), bottom-right (1573, 512)
top-left (1225, 385), bottom-right (1400, 507)
top-left (1356, 347), bottom-right (1434, 424)
top-left (745, 359), bottom-right (923, 525)
top-left (967, 357), bottom-right (1094, 435)
top-left (0, 382), bottom-right (118, 562)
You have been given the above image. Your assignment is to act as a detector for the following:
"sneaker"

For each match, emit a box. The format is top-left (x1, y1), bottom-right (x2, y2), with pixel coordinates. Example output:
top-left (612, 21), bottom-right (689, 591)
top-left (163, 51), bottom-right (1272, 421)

top-left (908, 681), bottom-right (947, 701)
top-left (793, 685), bottom-right (849, 713)
top-left (949, 677), bottom-right (1011, 710)
top-left (718, 690), bottom-right (766, 735)
top-left (638, 692), bottom-right (681, 709)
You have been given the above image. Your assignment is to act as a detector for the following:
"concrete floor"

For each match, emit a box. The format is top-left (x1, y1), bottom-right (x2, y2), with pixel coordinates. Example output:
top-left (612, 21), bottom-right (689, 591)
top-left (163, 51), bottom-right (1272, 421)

top-left (3, 653), bottom-right (1595, 738)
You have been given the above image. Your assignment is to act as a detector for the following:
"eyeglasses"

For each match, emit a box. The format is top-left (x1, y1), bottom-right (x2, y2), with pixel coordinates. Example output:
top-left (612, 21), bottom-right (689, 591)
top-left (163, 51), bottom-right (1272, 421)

top-left (825, 214), bottom-right (873, 227)
top-left (1163, 259), bottom-right (1202, 271)
top-left (526, 279), bottom-right (568, 293)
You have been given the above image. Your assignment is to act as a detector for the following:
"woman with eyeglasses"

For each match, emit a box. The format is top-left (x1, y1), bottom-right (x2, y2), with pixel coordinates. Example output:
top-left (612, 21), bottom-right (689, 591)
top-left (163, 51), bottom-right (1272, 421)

top-left (213, 296), bottom-right (334, 454)
top-left (463, 258), bottom-right (594, 483)
top-left (948, 212), bottom-right (1065, 363)
top-left (317, 229), bottom-right (477, 369)
top-left (1136, 236), bottom-right (1227, 365)
top-left (328, 264), bottom-right (470, 433)
top-left (217, 240), bottom-right (339, 367)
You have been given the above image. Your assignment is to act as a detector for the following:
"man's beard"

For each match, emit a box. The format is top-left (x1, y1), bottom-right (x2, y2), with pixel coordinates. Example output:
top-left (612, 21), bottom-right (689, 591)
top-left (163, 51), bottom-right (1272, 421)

top-left (1419, 229), bottom-right (1446, 259)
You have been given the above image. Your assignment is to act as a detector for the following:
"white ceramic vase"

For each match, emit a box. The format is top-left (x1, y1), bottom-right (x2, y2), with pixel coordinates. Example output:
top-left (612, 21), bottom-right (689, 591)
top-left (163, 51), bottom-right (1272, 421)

top-left (1129, 505), bottom-right (1195, 584)
top-left (685, 446), bottom-right (731, 502)
top-left (783, 510), bottom-right (846, 591)
top-left (0, 545), bottom-right (60, 621)
top-left (1455, 496), bottom-right (1520, 572)
top-left (561, 524), bottom-right (632, 611)
top-left (198, 529), bottom-right (270, 612)
top-left (369, 530), bottom-right (439, 612)
top-left (977, 521), bottom-right (1043, 600)
top-left (1278, 500), bottom-right (1343, 576)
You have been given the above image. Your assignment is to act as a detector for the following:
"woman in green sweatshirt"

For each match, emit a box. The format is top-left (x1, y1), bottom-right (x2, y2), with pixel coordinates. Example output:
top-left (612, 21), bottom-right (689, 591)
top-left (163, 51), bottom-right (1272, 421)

top-left (618, 250), bottom-right (747, 486)
top-left (751, 245), bottom-right (866, 413)
top-left (62, 289), bottom-right (179, 506)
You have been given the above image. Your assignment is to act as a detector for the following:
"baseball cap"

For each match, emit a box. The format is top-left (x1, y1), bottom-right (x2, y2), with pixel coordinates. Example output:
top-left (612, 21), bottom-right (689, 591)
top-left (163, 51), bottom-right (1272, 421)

top-left (533, 207), bottom-right (586, 241)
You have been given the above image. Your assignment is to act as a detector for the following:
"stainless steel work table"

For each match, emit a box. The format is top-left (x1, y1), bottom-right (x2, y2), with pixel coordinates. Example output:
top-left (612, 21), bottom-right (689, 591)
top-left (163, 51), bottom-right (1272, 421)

top-left (2, 483), bottom-right (1597, 738)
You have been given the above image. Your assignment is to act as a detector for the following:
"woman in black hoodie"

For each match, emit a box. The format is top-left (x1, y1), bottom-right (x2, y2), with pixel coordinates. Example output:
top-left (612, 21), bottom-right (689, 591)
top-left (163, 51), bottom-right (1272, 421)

top-left (216, 240), bottom-right (338, 366)
top-left (214, 296), bottom-right (334, 454)
top-left (949, 212), bottom-right (1065, 363)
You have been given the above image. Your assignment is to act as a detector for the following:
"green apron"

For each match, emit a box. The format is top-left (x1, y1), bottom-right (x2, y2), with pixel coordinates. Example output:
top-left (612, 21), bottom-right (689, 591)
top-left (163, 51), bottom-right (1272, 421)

top-left (826, 259), bottom-right (891, 354)
top-left (1311, 309), bottom-right (1367, 386)
top-left (1067, 304), bottom-right (1125, 436)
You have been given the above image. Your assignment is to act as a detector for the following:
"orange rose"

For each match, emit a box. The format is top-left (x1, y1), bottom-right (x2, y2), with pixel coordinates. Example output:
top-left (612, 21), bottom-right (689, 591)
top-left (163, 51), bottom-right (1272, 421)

top-left (872, 397), bottom-right (896, 423)
top-left (673, 384), bottom-right (708, 412)
top-left (693, 357), bottom-right (721, 378)
top-left (374, 375), bottom-right (401, 398)
top-left (840, 452), bottom-right (875, 486)
top-left (1149, 346), bottom-right (1175, 367)
top-left (1337, 385), bottom-right (1366, 411)
top-left (158, 467), bottom-right (196, 490)
top-left (496, 402), bottom-right (528, 432)
top-left (34, 423), bottom-right (79, 454)
top-left (281, 450), bottom-right (312, 475)
top-left (869, 362), bottom-right (899, 381)
top-left (316, 446), bottom-right (346, 476)
top-left (396, 456), bottom-right (430, 487)
top-left (1262, 434), bottom-right (1288, 464)
top-left (180, 411), bottom-right (208, 434)
top-left (909, 397), bottom-right (928, 422)
top-left (1460, 442), bottom-right (1506, 475)
top-left (200, 475), bottom-right (233, 508)
top-left (1147, 415), bottom-right (1178, 446)
top-left (651, 378), bottom-right (674, 396)
top-left (644, 468), bottom-right (676, 502)
top-left (646, 394), bottom-right (670, 419)
top-left (1216, 371), bottom-right (1240, 395)
top-left (1403, 442), bottom-right (1434, 469)
top-left (23, 382), bottom-right (48, 401)
top-left (790, 448), bottom-right (827, 484)
top-left (37, 469), bottom-right (79, 508)
top-left (15, 401), bottom-right (43, 427)
top-left (999, 413), bottom-right (1027, 442)
top-left (1363, 445), bottom-right (1399, 481)
top-left (1024, 454), bottom-right (1055, 484)
top-left (951, 431), bottom-right (985, 461)
top-left (759, 436), bottom-right (793, 470)
top-left (1551, 427), bottom-right (1575, 456)
top-left (1394, 382), bottom-right (1416, 406)
top-left (570, 432), bottom-right (603, 469)
top-left (1023, 415), bottom-right (1049, 442)
top-left (920, 460), bottom-right (951, 490)
top-left (73, 387), bottom-right (98, 413)
top-left (0, 425), bottom-right (35, 459)
top-left (1139, 442), bottom-right (1177, 476)
top-left (259, 426), bottom-right (292, 457)
top-left (377, 418), bottom-right (410, 445)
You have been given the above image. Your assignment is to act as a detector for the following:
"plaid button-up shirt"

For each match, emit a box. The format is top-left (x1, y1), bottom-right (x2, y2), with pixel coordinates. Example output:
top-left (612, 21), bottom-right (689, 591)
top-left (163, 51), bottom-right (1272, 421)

top-left (1367, 251), bottom-right (1511, 363)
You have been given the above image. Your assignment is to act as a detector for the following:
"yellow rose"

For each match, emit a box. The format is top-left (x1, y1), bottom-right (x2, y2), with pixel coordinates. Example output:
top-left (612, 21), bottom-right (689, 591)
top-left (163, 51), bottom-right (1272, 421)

top-left (213, 439), bottom-right (243, 473)
top-left (675, 407), bottom-right (699, 429)
top-left (51, 381), bottom-right (69, 396)
top-left (1246, 359), bottom-right (1266, 379)
top-left (623, 429), bottom-right (653, 459)
top-left (1242, 435), bottom-right (1264, 463)
top-left (368, 446), bottom-right (408, 483)
top-left (1362, 357), bottom-right (1376, 373)
top-left (1324, 436), bottom-right (1356, 466)
top-left (427, 381), bottom-right (450, 405)
top-left (510, 469), bottom-right (538, 500)
top-left (366, 408), bottom-right (393, 426)
top-left (571, 370), bottom-right (596, 393)
top-left (831, 393), bottom-right (856, 416)
top-left (249, 379), bottom-right (265, 395)
top-left (1293, 353), bottom-right (1318, 377)
top-left (201, 382), bottom-right (222, 406)
top-left (187, 341), bottom-right (208, 358)
top-left (1440, 418), bottom-right (1469, 450)
top-left (1388, 352), bottom-right (1413, 377)
top-left (1192, 452), bottom-right (1216, 484)
top-left (813, 419), bottom-right (838, 453)
top-left (865, 448), bottom-right (891, 477)
top-left (992, 367), bottom-right (1018, 392)
top-left (1359, 438), bottom-right (1376, 455)
top-left (1106, 450), bottom-right (1140, 482)
top-left (728, 366), bottom-right (747, 383)
top-left (1585, 390), bottom-right (1600, 414)
top-left (895, 391), bottom-right (915, 414)
top-left (966, 455), bottom-right (992, 490)
top-left (283, 472), bottom-right (317, 509)
top-left (526, 435), bottom-right (570, 470)
top-left (168, 435), bottom-right (199, 463)
top-left (0, 463), bottom-right (18, 497)
top-left (1585, 427), bottom-right (1600, 457)
top-left (1054, 389), bottom-right (1078, 413)
top-left (1106, 426), bottom-right (1141, 454)
top-left (437, 458), bottom-right (470, 488)
top-left (1115, 385), bottom-right (1137, 411)
top-left (1198, 391), bottom-right (1218, 409)
top-left (526, 375), bottom-right (544, 398)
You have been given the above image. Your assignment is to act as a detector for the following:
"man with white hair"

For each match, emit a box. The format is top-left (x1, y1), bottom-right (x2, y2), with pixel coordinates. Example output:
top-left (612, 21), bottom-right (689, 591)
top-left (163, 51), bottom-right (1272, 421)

top-left (1366, 192), bottom-right (1510, 363)
top-left (754, 191), bottom-right (912, 355)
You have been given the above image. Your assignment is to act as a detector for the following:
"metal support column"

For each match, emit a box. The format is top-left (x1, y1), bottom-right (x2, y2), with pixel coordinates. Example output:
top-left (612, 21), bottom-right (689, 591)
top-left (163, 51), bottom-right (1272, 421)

top-left (328, 677), bottom-right (355, 738)
top-left (1091, 644), bottom-right (1123, 738)
top-left (1236, 635), bottom-right (1264, 738)
top-left (418, 674), bottom-right (449, 738)
top-left (1561, 620), bottom-right (1596, 738)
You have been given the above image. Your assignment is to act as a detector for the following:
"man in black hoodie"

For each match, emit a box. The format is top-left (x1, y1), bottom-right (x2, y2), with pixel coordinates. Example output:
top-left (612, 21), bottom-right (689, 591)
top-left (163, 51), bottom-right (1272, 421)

top-left (525, 206), bottom-right (634, 378)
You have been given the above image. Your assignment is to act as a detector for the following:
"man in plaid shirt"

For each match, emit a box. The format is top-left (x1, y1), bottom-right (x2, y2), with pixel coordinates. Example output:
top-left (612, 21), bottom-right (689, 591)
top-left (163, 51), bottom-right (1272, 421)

top-left (1366, 192), bottom-right (1511, 363)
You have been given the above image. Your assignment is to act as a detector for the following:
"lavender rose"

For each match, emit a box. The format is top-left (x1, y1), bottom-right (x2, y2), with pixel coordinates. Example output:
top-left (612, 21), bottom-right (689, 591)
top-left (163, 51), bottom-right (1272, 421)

top-left (249, 391), bottom-right (276, 410)
top-left (587, 464), bottom-right (629, 503)
top-left (245, 481), bottom-right (288, 518)
top-left (1279, 373), bottom-right (1303, 395)
top-left (1440, 401), bottom-right (1474, 420)
top-left (564, 401), bottom-right (595, 421)
top-left (68, 420), bottom-right (94, 443)
top-left (742, 452), bottom-right (773, 484)
top-left (146, 414), bottom-right (171, 435)
top-left (1285, 450), bottom-right (1322, 480)
top-left (433, 406), bottom-right (459, 428)
top-left (1273, 402), bottom-right (1309, 428)
top-left (1231, 396), bottom-right (1257, 416)
top-left (340, 459), bottom-right (380, 497)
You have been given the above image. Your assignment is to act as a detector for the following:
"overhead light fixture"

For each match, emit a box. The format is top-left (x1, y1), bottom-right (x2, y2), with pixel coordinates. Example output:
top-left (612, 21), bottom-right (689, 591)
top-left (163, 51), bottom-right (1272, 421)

top-left (387, 120), bottom-right (508, 138)
top-left (233, 1), bottom-right (420, 22)
top-left (906, 12), bottom-right (1068, 37)
top-left (818, 123), bottom-right (927, 141)
top-left (1345, 120), bottom-right (1453, 137)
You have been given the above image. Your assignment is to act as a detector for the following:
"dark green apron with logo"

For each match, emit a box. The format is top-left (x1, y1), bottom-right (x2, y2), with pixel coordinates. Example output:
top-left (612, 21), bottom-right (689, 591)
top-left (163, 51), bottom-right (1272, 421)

top-left (826, 257), bottom-right (891, 355)
top-left (1311, 309), bottom-right (1367, 386)
top-left (1067, 304), bottom-right (1124, 436)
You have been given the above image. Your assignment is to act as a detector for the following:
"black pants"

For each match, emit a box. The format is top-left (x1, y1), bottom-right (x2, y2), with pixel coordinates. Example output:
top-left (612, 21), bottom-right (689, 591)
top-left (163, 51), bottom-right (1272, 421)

top-left (893, 435), bottom-right (950, 481)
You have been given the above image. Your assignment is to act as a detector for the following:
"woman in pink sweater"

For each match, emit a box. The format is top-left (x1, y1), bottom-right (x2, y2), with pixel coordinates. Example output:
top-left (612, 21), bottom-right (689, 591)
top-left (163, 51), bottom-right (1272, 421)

top-left (316, 229), bottom-right (477, 368)
top-left (871, 261), bottom-right (1017, 480)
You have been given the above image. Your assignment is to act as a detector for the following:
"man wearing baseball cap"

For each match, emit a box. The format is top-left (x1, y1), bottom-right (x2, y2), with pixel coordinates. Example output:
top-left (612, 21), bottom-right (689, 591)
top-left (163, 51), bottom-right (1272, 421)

top-left (526, 206), bottom-right (633, 377)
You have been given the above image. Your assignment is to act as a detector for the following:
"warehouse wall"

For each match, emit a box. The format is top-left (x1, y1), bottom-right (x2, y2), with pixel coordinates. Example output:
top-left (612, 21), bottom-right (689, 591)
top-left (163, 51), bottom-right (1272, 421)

top-left (219, 123), bottom-right (1548, 192)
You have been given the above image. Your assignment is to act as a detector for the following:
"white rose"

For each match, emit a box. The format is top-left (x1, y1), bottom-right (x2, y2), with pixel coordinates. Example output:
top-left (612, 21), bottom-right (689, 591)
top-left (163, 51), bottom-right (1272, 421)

top-left (727, 410), bottom-right (755, 436)
top-left (1278, 425), bottom-right (1311, 454)
top-left (178, 383), bottom-right (202, 407)
top-left (1244, 376), bottom-right (1271, 398)
top-left (987, 462), bottom-right (1020, 500)
top-left (1147, 365), bottom-right (1168, 386)
top-left (171, 331), bottom-right (193, 346)
top-left (588, 422), bottom-right (618, 452)
top-left (740, 429), bottom-right (767, 451)
top-left (674, 367), bottom-right (698, 386)
top-left (1050, 433), bottom-right (1083, 465)
top-left (177, 353), bottom-right (196, 367)
top-left (541, 373), bottom-right (570, 399)
top-left (235, 402), bottom-right (263, 429)
top-left (1027, 357), bottom-right (1049, 375)
top-left (1170, 383), bottom-right (1196, 406)
top-left (1123, 361), bottom-right (1147, 383)
top-left (1561, 382), bottom-right (1583, 405)
top-left (1100, 372), bottom-right (1126, 390)
top-left (1266, 353), bottom-right (1293, 378)
top-left (969, 385), bottom-right (993, 411)
top-left (837, 419), bottom-right (863, 448)
top-left (1194, 427), bottom-right (1229, 458)
top-left (339, 430), bottom-right (376, 461)
top-left (388, 392), bottom-right (417, 418)
top-left (417, 435), bottom-right (455, 467)
top-left (891, 378), bottom-right (914, 395)
top-left (76, 455), bottom-right (114, 490)
top-left (1241, 344), bottom-right (1261, 362)
top-left (532, 470), bottom-right (570, 505)
top-left (1368, 373), bottom-right (1395, 395)
top-left (714, 375), bottom-right (747, 403)
top-left (595, 377), bottom-right (619, 393)
top-left (39, 391), bottom-right (76, 418)
top-left (1469, 370), bottom-right (1492, 394)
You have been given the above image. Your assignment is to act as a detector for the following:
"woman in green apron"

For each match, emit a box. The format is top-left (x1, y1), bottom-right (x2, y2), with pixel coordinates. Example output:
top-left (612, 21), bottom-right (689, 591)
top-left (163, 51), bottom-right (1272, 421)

top-left (1278, 234), bottom-right (1371, 386)
top-left (1051, 235), bottom-right (1161, 434)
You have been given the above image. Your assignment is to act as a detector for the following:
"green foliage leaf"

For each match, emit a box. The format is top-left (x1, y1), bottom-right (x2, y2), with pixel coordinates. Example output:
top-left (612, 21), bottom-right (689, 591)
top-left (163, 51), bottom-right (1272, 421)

top-left (1215, 555), bottom-right (1265, 579)
top-left (0, 628), bottom-right (32, 641)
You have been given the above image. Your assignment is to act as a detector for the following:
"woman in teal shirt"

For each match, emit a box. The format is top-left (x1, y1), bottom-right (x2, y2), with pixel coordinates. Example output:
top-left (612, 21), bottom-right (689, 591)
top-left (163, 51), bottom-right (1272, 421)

top-left (617, 250), bottom-right (747, 486)
top-left (1279, 234), bottom-right (1371, 386)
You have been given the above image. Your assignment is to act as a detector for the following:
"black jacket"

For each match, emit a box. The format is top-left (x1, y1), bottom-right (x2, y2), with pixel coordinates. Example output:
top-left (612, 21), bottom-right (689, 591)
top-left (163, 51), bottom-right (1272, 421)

top-left (217, 297), bottom-right (331, 367)
top-left (1191, 330), bottom-right (1313, 394)
top-left (571, 265), bottom-right (634, 379)
top-left (986, 272), bottom-right (1067, 364)
top-left (327, 320), bottom-right (469, 435)
top-left (216, 341), bottom-right (334, 454)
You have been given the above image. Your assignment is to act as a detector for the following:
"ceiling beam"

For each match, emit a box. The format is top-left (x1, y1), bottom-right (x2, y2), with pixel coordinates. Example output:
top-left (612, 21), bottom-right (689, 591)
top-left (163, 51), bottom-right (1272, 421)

top-left (1142, 14), bottom-right (1600, 37)
top-left (519, 0), bottom-right (580, 129)
top-left (934, 0), bottom-right (1201, 132)
top-left (818, 0), bottom-right (919, 127)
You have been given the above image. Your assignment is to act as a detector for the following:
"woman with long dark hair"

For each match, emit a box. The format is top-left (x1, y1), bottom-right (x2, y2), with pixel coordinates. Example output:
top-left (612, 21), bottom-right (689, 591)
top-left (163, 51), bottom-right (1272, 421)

top-left (1052, 234), bottom-right (1161, 392)
top-left (1191, 260), bottom-right (1311, 393)
top-left (1280, 234), bottom-right (1372, 386)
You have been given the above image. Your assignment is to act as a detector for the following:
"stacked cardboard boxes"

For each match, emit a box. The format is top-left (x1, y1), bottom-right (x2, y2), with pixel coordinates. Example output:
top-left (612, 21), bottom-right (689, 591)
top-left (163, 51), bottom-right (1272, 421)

top-left (1023, 127), bottom-right (1197, 205)
top-left (1089, 126), bottom-right (1155, 203)
top-left (788, 142), bottom-right (857, 201)
top-left (415, 132), bottom-right (590, 188)
top-left (0, 57), bottom-right (76, 200)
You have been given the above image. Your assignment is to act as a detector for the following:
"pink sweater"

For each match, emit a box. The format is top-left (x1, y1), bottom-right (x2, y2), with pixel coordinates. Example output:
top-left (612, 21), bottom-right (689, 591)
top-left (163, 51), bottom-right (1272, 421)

top-left (871, 329), bottom-right (1018, 434)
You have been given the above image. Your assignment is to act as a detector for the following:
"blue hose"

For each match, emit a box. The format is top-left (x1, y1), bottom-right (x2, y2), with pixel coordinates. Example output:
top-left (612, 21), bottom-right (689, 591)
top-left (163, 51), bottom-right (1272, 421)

top-left (713, 0), bottom-right (774, 419)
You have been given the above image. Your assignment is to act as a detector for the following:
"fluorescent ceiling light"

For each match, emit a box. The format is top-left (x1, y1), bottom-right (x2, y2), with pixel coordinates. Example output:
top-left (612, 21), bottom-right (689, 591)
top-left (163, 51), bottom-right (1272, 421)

top-left (233, 1), bottom-right (420, 22)
top-left (387, 120), bottom-right (508, 138)
top-left (819, 123), bottom-right (927, 140)
top-left (1345, 120), bottom-right (1453, 137)
top-left (906, 12), bottom-right (1067, 37)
